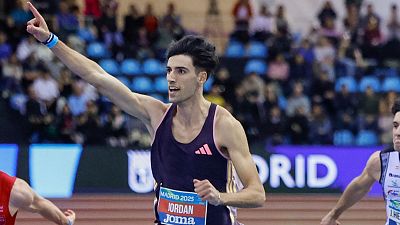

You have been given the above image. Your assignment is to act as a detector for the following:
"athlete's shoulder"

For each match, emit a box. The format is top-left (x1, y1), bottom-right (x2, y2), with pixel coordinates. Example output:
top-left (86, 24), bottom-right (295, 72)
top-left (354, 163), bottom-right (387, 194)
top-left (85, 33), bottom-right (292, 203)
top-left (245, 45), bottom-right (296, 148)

top-left (366, 151), bottom-right (381, 178)
top-left (215, 105), bottom-right (242, 129)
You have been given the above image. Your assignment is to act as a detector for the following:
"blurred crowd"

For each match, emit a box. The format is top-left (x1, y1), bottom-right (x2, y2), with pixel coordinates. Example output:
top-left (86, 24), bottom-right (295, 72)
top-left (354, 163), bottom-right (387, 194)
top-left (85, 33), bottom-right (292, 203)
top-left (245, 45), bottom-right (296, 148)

top-left (0, 0), bottom-right (400, 147)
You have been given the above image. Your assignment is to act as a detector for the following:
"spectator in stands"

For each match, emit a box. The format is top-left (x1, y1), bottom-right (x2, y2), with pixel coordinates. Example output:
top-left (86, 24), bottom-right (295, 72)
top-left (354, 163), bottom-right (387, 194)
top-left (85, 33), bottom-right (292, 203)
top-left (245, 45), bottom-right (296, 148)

top-left (143, 3), bottom-right (159, 46)
top-left (343, 3), bottom-right (361, 45)
top-left (55, 1), bottom-right (79, 40)
top-left (242, 72), bottom-right (265, 103)
top-left (357, 86), bottom-right (379, 133)
top-left (319, 17), bottom-right (341, 45)
top-left (317, 1), bottom-right (337, 29)
top-left (0, 31), bottom-right (12, 61)
top-left (58, 67), bottom-right (74, 98)
top-left (162, 2), bottom-right (181, 28)
top-left (334, 84), bottom-right (358, 116)
top-left (262, 82), bottom-right (281, 115)
top-left (275, 5), bottom-right (289, 36)
top-left (232, 0), bottom-right (252, 29)
top-left (267, 53), bottom-right (289, 82)
top-left (83, 0), bottom-right (102, 21)
top-left (123, 4), bottom-right (142, 45)
top-left (383, 4), bottom-right (400, 61)
top-left (309, 104), bottom-right (333, 144)
top-left (313, 37), bottom-right (336, 81)
top-left (213, 67), bottom-right (236, 104)
top-left (20, 55), bottom-right (40, 93)
top-left (68, 81), bottom-right (89, 116)
top-left (378, 91), bottom-right (397, 144)
top-left (205, 84), bottom-right (226, 107)
top-left (296, 39), bottom-right (315, 64)
top-left (32, 66), bottom-right (60, 113)
top-left (8, 0), bottom-right (32, 41)
top-left (155, 18), bottom-right (184, 59)
top-left (25, 85), bottom-right (47, 142)
top-left (104, 105), bottom-right (128, 147)
top-left (286, 106), bottom-right (309, 144)
top-left (31, 0), bottom-right (59, 16)
top-left (387, 4), bottom-right (400, 39)
top-left (361, 16), bottom-right (382, 60)
top-left (310, 71), bottom-right (335, 116)
top-left (361, 3), bottom-right (380, 29)
top-left (16, 35), bottom-right (40, 62)
top-left (286, 82), bottom-right (311, 118)
top-left (97, 3), bottom-right (123, 56)
top-left (263, 105), bottom-right (286, 145)
top-left (1, 53), bottom-right (23, 97)
top-left (358, 85), bottom-right (379, 116)
top-left (249, 4), bottom-right (275, 42)
top-left (231, 0), bottom-right (253, 43)
top-left (57, 104), bottom-right (76, 143)
top-left (289, 52), bottom-right (313, 83)
top-left (335, 110), bottom-right (358, 135)
top-left (337, 34), bottom-right (361, 77)
top-left (75, 100), bottom-right (104, 145)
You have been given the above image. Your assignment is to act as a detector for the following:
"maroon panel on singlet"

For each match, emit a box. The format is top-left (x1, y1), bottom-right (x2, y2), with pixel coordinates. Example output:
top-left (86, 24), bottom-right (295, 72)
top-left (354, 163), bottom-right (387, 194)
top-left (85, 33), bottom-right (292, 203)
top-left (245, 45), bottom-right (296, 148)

top-left (0, 171), bottom-right (17, 225)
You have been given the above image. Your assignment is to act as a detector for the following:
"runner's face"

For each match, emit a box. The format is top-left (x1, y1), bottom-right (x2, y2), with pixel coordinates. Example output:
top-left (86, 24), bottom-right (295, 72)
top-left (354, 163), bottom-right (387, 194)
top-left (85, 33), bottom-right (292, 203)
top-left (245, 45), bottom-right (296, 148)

top-left (393, 112), bottom-right (400, 150)
top-left (166, 55), bottom-right (201, 103)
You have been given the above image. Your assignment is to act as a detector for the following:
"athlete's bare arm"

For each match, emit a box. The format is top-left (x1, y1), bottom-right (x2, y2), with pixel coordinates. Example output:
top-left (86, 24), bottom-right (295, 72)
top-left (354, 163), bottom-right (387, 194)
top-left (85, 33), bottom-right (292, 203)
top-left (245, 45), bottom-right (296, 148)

top-left (9, 178), bottom-right (75, 225)
top-left (320, 151), bottom-right (381, 225)
top-left (25, 2), bottom-right (166, 136)
top-left (194, 107), bottom-right (265, 207)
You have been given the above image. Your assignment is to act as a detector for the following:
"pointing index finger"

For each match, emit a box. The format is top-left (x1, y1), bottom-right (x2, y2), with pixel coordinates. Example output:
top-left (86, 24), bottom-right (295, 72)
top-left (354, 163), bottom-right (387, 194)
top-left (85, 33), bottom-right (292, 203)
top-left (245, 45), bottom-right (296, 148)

top-left (27, 2), bottom-right (43, 20)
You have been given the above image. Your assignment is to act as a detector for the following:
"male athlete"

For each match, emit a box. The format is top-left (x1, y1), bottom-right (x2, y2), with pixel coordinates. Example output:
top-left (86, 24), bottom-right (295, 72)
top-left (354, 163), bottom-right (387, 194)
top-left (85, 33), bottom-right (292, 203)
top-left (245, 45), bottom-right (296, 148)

top-left (321, 99), bottom-right (400, 225)
top-left (0, 171), bottom-right (75, 225)
top-left (26, 2), bottom-right (265, 224)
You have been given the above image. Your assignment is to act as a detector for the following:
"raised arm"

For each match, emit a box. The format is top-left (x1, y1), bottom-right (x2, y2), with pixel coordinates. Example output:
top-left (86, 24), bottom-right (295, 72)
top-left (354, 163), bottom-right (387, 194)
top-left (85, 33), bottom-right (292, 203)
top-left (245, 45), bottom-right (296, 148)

top-left (25, 2), bottom-right (166, 135)
top-left (195, 107), bottom-right (265, 208)
top-left (9, 178), bottom-right (75, 225)
top-left (320, 151), bottom-right (381, 225)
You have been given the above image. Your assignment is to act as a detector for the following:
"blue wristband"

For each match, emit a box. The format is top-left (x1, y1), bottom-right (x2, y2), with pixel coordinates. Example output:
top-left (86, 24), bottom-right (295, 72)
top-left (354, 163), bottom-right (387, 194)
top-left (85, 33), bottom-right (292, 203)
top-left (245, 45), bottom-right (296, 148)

top-left (67, 218), bottom-right (73, 225)
top-left (41, 33), bottom-right (59, 48)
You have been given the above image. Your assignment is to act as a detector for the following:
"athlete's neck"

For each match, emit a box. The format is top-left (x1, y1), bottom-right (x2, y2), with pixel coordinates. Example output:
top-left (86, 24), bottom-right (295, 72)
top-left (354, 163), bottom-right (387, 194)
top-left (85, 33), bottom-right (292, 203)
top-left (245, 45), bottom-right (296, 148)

top-left (175, 98), bottom-right (210, 127)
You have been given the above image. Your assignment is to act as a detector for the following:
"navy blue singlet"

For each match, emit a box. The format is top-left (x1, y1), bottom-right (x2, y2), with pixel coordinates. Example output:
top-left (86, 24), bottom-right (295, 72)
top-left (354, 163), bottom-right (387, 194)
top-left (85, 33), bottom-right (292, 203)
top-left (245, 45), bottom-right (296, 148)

top-left (151, 103), bottom-right (239, 225)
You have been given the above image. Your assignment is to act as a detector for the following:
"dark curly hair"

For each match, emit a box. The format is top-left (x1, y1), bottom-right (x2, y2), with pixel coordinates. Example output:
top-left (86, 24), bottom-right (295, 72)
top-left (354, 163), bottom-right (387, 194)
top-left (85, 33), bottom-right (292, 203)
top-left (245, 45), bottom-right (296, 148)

top-left (166, 35), bottom-right (219, 80)
top-left (391, 98), bottom-right (400, 115)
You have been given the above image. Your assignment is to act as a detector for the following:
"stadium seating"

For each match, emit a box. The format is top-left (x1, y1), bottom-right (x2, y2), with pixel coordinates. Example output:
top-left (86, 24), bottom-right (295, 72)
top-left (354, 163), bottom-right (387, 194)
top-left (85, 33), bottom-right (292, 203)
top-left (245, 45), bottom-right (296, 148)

top-left (142, 58), bottom-right (165, 76)
top-left (356, 130), bottom-right (378, 146)
top-left (358, 76), bottom-right (380, 92)
top-left (335, 76), bottom-right (357, 93)
top-left (244, 59), bottom-right (267, 75)
top-left (99, 59), bottom-right (119, 76)
top-left (225, 41), bottom-right (245, 58)
top-left (246, 41), bottom-right (268, 58)
top-left (86, 42), bottom-right (109, 59)
top-left (333, 129), bottom-right (354, 146)
top-left (382, 76), bottom-right (400, 92)
top-left (120, 59), bottom-right (142, 76)
top-left (130, 77), bottom-right (153, 93)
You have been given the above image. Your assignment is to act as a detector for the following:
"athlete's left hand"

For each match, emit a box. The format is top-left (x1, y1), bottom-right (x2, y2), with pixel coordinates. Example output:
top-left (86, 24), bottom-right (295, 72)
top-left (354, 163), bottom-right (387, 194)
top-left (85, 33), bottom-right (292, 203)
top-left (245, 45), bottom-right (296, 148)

top-left (193, 179), bottom-right (222, 206)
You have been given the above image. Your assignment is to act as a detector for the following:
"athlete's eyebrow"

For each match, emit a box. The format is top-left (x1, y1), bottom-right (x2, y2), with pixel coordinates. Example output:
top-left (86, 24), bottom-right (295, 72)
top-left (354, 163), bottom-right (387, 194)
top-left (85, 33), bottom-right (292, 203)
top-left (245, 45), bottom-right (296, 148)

top-left (167, 66), bottom-right (189, 69)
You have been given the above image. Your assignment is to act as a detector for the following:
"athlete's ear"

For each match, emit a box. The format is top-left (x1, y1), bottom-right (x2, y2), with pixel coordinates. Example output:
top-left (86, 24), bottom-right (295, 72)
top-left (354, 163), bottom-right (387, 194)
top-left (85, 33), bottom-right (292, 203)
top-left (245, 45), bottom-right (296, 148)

top-left (198, 71), bottom-right (207, 84)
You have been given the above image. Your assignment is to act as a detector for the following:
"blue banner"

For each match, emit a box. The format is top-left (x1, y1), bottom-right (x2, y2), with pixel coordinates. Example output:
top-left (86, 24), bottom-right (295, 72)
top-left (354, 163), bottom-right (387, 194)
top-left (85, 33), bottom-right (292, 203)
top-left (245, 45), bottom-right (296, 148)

top-left (258, 145), bottom-right (383, 195)
top-left (0, 144), bottom-right (18, 176)
top-left (29, 144), bottom-right (82, 198)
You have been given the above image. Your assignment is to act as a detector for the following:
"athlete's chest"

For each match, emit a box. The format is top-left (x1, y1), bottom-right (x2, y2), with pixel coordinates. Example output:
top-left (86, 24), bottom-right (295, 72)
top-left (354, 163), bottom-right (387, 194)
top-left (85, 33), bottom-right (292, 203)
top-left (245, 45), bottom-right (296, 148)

top-left (171, 120), bottom-right (206, 144)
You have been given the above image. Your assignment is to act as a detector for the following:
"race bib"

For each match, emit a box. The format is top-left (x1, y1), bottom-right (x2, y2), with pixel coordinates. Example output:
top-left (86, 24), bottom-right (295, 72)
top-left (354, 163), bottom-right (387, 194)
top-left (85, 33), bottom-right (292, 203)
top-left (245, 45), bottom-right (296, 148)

top-left (388, 199), bottom-right (400, 223)
top-left (158, 187), bottom-right (207, 225)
